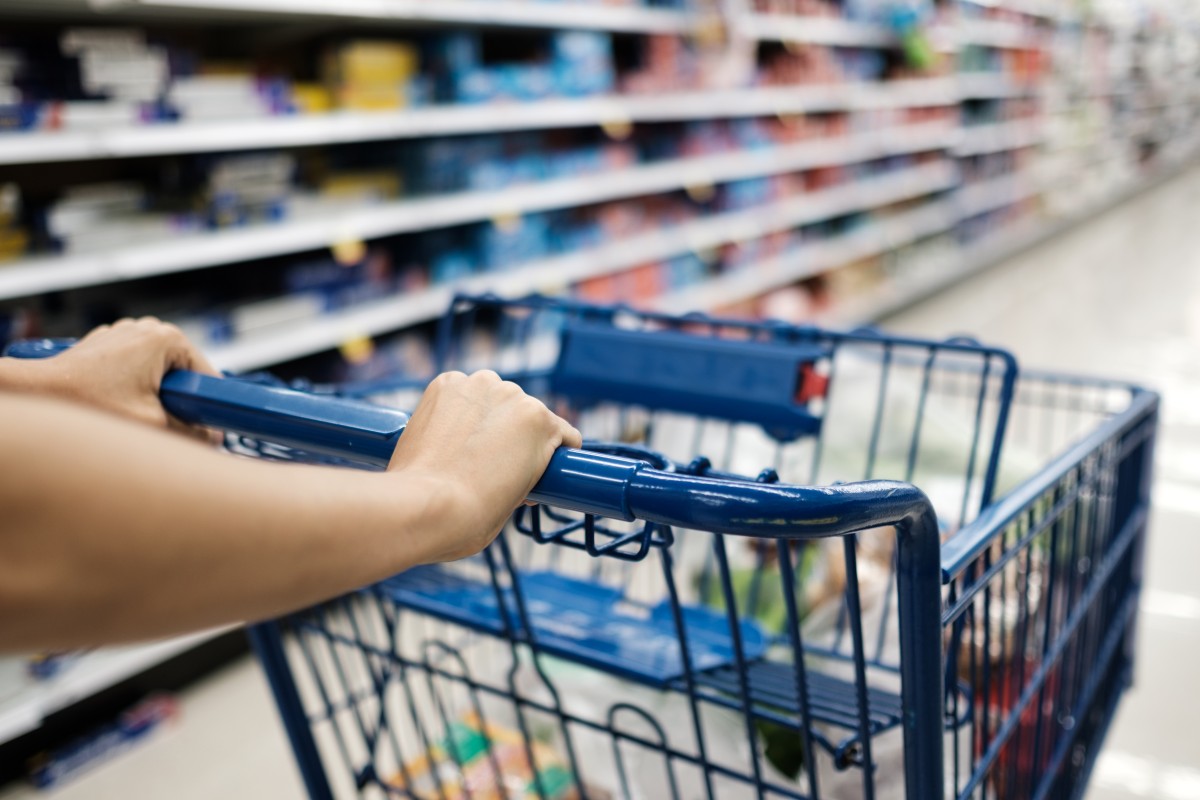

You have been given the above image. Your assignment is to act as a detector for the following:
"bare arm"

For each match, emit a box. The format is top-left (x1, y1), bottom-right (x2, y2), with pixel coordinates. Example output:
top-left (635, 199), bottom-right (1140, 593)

top-left (0, 325), bottom-right (580, 651)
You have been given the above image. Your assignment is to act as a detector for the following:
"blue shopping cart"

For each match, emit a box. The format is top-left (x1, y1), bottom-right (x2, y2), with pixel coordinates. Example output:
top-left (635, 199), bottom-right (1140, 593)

top-left (11, 294), bottom-right (1159, 800)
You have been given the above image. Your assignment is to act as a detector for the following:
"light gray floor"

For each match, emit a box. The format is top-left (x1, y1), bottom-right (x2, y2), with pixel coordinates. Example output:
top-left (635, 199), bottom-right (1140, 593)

top-left (5, 165), bottom-right (1199, 799)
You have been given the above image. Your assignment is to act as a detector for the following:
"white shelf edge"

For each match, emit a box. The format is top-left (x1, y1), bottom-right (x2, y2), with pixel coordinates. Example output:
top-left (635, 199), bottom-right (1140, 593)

top-left (210, 162), bottom-right (957, 371)
top-left (0, 79), bottom-right (959, 167)
top-left (0, 626), bottom-right (234, 746)
top-left (956, 19), bottom-right (1043, 50)
top-left (736, 14), bottom-right (895, 47)
top-left (0, 121), bottom-right (956, 302)
top-left (114, 0), bottom-right (698, 33)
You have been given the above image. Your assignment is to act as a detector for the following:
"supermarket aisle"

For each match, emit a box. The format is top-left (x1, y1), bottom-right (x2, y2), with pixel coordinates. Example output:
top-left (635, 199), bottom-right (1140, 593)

top-left (886, 164), bottom-right (1200, 800)
top-left (4, 166), bottom-right (1199, 800)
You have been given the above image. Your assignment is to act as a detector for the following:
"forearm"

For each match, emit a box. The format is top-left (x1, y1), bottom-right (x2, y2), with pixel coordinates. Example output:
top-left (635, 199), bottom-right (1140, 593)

top-left (0, 357), bottom-right (62, 395)
top-left (0, 392), bottom-right (452, 651)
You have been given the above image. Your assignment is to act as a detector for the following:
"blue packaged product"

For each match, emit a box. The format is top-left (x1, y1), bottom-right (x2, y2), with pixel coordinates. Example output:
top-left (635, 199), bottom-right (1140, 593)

top-left (467, 154), bottom-right (542, 192)
top-left (551, 32), bottom-right (616, 97)
top-left (553, 61), bottom-right (615, 97)
top-left (498, 64), bottom-right (556, 101)
top-left (546, 147), bottom-right (590, 180)
top-left (427, 31), bottom-right (481, 101)
top-left (556, 218), bottom-right (604, 253)
top-left (413, 135), bottom-right (501, 193)
top-left (551, 31), bottom-right (611, 68)
top-left (453, 68), bottom-right (502, 105)
top-left (285, 256), bottom-right (364, 294)
top-left (720, 177), bottom-right (773, 211)
top-left (476, 213), bottom-right (551, 271)
top-left (0, 102), bottom-right (40, 131)
top-left (406, 75), bottom-right (433, 108)
top-left (464, 159), bottom-right (508, 191)
top-left (430, 250), bottom-right (474, 284)
top-left (203, 312), bottom-right (235, 344)
top-left (433, 32), bottom-right (481, 73)
top-left (668, 252), bottom-right (708, 288)
top-left (329, 279), bottom-right (388, 310)
top-left (729, 118), bottom-right (773, 150)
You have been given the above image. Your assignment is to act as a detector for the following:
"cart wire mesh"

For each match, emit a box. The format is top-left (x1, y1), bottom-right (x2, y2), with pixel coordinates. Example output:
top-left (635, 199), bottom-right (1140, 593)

top-left (236, 294), bottom-right (1154, 800)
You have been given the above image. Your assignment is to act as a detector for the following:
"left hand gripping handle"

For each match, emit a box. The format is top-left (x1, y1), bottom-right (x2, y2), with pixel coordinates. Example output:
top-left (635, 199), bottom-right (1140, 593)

top-left (5, 338), bottom-right (408, 466)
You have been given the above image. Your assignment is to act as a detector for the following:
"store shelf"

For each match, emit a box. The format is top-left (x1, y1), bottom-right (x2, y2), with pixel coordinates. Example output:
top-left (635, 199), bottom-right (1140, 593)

top-left (12, 0), bottom-right (698, 33)
top-left (209, 161), bottom-right (957, 371)
top-left (736, 14), bottom-right (895, 47)
top-left (0, 79), bottom-right (959, 166)
top-left (0, 627), bottom-right (233, 745)
top-left (0, 121), bottom-right (955, 301)
top-left (955, 119), bottom-right (1044, 156)
top-left (957, 19), bottom-right (1042, 50)
top-left (655, 198), bottom-right (958, 315)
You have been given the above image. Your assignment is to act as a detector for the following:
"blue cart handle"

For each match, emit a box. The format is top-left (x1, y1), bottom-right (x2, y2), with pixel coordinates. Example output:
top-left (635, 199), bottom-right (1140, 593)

top-left (5, 338), bottom-right (937, 539)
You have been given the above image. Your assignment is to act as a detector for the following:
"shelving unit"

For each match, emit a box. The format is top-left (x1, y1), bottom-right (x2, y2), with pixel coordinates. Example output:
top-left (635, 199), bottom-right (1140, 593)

top-left (0, 0), bottom-right (1197, 751)
top-left (0, 122), bottom-right (955, 300)
top-left (0, 627), bottom-right (232, 745)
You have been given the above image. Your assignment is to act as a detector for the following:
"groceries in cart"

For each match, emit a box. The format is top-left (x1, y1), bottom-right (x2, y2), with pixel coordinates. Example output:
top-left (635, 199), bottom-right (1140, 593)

top-left (388, 713), bottom-right (598, 800)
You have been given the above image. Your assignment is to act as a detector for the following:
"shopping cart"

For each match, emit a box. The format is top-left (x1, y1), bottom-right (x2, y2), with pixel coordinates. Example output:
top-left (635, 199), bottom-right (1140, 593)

top-left (9, 294), bottom-right (1158, 800)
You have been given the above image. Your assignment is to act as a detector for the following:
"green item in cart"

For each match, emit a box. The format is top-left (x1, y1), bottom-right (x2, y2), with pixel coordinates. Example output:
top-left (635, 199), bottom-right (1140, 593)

top-left (697, 543), bottom-right (821, 634)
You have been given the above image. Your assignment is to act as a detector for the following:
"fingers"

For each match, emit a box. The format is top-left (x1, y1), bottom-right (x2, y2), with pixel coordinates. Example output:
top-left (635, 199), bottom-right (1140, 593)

top-left (558, 418), bottom-right (583, 450)
top-left (95, 317), bottom-right (219, 377)
top-left (160, 324), bottom-right (219, 377)
top-left (36, 316), bottom-right (221, 441)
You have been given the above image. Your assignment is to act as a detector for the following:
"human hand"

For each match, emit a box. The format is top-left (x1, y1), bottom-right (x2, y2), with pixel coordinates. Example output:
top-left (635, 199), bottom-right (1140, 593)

top-left (28, 317), bottom-right (219, 438)
top-left (388, 370), bottom-right (582, 562)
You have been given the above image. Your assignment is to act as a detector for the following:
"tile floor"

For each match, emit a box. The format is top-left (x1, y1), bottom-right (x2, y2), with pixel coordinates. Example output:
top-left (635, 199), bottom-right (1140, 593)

top-left (4, 164), bottom-right (1199, 799)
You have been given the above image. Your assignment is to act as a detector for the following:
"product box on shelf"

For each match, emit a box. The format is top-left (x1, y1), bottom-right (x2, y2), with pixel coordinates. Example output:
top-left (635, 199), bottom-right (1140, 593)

top-left (323, 40), bottom-right (420, 112)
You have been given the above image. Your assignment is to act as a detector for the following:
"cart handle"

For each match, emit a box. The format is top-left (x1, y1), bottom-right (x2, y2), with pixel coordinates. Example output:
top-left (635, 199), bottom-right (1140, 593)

top-left (5, 338), bottom-right (937, 539)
